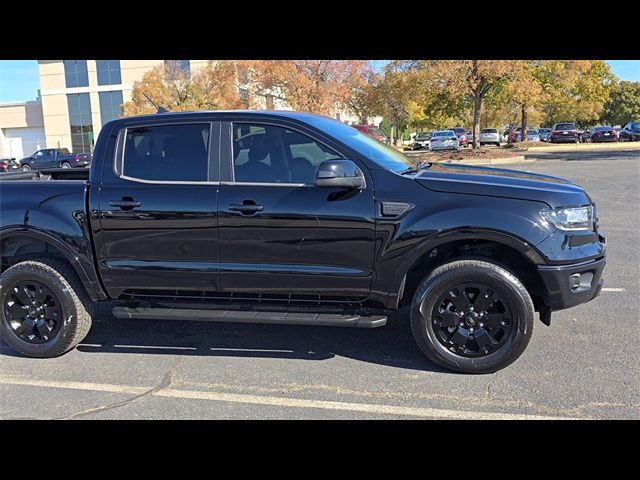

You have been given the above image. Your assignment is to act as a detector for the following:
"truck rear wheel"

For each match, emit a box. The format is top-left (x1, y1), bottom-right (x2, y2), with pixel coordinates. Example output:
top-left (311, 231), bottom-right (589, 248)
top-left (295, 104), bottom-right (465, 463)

top-left (0, 260), bottom-right (92, 358)
top-left (410, 259), bottom-right (534, 374)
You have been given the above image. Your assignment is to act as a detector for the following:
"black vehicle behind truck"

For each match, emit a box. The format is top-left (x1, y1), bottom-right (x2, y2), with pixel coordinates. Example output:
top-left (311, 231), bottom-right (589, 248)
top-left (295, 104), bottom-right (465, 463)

top-left (0, 111), bottom-right (606, 373)
top-left (18, 148), bottom-right (92, 171)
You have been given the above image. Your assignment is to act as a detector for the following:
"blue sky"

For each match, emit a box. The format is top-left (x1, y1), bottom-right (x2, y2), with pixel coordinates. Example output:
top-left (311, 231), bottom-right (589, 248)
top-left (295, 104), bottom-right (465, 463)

top-left (0, 60), bottom-right (638, 103)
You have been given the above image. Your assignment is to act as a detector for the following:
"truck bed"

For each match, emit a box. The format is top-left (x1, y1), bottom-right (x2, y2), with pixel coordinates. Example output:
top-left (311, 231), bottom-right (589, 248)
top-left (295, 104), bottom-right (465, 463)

top-left (0, 167), bottom-right (90, 181)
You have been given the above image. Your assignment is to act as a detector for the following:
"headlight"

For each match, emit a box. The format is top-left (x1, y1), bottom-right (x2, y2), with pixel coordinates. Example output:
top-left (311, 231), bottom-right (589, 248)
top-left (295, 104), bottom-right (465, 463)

top-left (542, 205), bottom-right (593, 232)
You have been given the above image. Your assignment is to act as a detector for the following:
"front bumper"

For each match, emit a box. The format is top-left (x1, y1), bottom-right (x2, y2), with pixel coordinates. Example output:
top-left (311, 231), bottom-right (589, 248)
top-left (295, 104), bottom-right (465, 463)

top-left (537, 256), bottom-right (605, 311)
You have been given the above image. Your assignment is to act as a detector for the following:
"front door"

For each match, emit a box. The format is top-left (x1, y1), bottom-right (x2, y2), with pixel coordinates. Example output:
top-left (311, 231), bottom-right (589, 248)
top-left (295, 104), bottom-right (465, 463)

top-left (95, 121), bottom-right (221, 298)
top-left (217, 120), bottom-right (376, 300)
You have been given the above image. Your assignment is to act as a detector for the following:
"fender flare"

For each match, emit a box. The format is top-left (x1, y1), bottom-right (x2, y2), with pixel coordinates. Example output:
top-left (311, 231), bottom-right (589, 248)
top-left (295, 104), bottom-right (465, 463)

top-left (388, 227), bottom-right (547, 308)
top-left (0, 227), bottom-right (103, 302)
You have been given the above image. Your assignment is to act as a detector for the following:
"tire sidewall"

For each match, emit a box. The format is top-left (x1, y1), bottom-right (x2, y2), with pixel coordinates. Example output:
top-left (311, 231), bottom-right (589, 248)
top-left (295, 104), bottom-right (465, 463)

top-left (0, 265), bottom-right (80, 357)
top-left (411, 263), bottom-right (533, 373)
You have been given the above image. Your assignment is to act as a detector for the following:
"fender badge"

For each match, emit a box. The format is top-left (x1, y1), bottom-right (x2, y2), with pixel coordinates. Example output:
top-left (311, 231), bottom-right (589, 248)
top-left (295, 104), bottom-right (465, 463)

top-left (380, 201), bottom-right (414, 217)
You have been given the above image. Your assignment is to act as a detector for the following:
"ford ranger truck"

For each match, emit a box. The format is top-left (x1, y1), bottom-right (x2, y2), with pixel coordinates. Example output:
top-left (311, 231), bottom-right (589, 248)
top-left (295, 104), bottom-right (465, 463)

top-left (0, 111), bottom-right (606, 373)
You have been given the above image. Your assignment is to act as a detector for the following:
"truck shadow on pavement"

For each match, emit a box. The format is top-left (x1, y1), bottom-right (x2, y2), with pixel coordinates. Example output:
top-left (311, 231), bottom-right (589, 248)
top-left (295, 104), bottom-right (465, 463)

top-left (12, 310), bottom-right (447, 373)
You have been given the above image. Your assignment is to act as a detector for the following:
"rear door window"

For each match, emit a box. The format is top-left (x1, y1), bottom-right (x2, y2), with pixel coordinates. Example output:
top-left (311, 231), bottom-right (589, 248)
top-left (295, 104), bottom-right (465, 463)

top-left (122, 123), bottom-right (210, 182)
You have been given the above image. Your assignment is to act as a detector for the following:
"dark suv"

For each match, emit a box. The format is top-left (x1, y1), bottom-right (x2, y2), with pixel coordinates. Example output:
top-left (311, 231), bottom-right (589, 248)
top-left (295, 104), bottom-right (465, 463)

top-left (619, 121), bottom-right (640, 142)
top-left (0, 110), bottom-right (606, 374)
top-left (549, 123), bottom-right (579, 143)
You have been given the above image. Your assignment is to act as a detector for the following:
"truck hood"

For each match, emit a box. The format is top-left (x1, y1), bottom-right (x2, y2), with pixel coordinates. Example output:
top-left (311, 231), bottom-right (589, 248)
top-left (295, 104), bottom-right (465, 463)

top-left (415, 162), bottom-right (591, 208)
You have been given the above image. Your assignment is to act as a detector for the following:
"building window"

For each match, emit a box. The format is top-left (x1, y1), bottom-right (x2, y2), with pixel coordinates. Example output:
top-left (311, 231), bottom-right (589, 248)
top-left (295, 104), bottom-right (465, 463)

top-left (67, 93), bottom-right (93, 153)
top-left (164, 60), bottom-right (191, 78)
top-left (99, 90), bottom-right (124, 126)
top-left (96, 60), bottom-right (121, 86)
top-left (63, 60), bottom-right (89, 88)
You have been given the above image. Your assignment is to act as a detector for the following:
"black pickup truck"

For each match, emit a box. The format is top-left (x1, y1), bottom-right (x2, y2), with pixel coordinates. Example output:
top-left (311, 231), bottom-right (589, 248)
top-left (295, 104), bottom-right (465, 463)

top-left (18, 148), bottom-right (92, 171)
top-left (0, 111), bottom-right (606, 373)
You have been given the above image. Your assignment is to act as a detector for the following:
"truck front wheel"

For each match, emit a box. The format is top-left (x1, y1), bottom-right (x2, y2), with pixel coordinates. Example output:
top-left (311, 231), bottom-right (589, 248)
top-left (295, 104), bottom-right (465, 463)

top-left (410, 259), bottom-right (534, 373)
top-left (0, 260), bottom-right (92, 358)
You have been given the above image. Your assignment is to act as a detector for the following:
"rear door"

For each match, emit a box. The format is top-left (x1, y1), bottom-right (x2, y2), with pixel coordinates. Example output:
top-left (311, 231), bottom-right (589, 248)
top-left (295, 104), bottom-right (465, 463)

top-left (94, 119), bottom-right (222, 298)
top-left (216, 118), bottom-right (376, 300)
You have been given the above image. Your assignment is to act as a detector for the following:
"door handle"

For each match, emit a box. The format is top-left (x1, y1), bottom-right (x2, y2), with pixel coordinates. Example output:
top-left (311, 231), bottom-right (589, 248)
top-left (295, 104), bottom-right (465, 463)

top-left (109, 200), bottom-right (141, 210)
top-left (229, 203), bottom-right (264, 215)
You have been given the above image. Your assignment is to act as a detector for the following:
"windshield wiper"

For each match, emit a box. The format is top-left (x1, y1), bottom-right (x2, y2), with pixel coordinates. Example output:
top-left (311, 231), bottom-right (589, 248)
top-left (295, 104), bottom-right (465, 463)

top-left (400, 161), bottom-right (432, 175)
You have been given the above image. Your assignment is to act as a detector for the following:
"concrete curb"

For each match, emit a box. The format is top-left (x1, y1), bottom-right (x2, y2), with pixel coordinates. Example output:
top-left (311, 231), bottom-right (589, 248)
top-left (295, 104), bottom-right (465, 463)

top-left (440, 155), bottom-right (531, 166)
top-left (524, 143), bottom-right (640, 153)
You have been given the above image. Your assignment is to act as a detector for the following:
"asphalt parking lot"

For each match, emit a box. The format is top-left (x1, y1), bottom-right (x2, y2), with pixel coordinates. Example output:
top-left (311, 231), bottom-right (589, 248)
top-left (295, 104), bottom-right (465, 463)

top-left (1, 146), bottom-right (638, 420)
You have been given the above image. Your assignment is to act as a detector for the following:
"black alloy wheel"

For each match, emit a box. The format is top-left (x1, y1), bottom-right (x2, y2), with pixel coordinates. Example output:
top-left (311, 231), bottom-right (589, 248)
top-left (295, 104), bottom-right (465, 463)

top-left (410, 259), bottom-right (534, 373)
top-left (431, 282), bottom-right (513, 357)
top-left (3, 280), bottom-right (63, 344)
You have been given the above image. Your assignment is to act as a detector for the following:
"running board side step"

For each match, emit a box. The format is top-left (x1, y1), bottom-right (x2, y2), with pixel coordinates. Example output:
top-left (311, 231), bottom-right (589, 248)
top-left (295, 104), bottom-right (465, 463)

top-left (111, 307), bottom-right (387, 328)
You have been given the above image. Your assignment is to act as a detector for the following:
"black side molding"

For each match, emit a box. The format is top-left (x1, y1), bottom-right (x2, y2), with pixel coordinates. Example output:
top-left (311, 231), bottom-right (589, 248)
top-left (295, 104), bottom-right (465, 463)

top-left (112, 307), bottom-right (387, 328)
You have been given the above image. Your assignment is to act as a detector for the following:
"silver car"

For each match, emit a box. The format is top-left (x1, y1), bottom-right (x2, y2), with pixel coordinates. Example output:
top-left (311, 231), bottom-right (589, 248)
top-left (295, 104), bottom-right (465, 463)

top-left (429, 130), bottom-right (460, 151)
top-left (479, 128), bottom-right (501, 146)
top-left (515, 129), bottom-right (541, 142)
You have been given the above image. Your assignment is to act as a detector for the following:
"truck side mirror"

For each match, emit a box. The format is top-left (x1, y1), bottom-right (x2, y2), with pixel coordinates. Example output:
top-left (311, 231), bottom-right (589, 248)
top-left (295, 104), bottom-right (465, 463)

top-left (314, 159), bottom-right (365, 190)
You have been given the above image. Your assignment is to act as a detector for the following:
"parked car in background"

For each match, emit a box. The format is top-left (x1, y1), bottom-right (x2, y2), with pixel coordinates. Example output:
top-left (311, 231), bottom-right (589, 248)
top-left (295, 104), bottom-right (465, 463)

top-left (590, 126), bottom-right (618, 143)
top-left (450, 127), bottom-right (469, 147)
top-left (0, 158), bottom-right (21, 173)
top-left (19, 148), bottom-right (92, 171)
top-left (619, 121), bottom-right (640, 142)
top-left (510, 128), bottom-right (540, 142)
top-left (579, 129), bottom-right (591, 143)
top-left (352, 124), bottom-right (388, 144)
top-left (614, 127), bottom-right (623, 138)
top-left (548, 123), bottom-right (579, 143)
top-left (538, 128), bottom-right (551, 142)
top-left (412, 131), bottom-right (433, 150)
top-left (429, 130), bottom-right (460, 151)
top-left (479, 128), bottom-right (501, 146)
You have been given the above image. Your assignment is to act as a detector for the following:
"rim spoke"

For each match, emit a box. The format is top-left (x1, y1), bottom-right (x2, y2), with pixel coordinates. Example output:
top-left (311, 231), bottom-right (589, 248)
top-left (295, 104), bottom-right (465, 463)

top-left (474, 328), bottom-right (497, 351)
top-left (449, 328), bottom-right (469, 348)
top-left (14, 286), bottom-right (32, 305)
top-left (36, 319), bottom-right (53, 336)
top-left (34, 287), bottom-right (50, 303)
top-left (448, 289), bottom-right (468, 311)
top-left (484, 313), bottom-right (508, 329)
top-left (22, 317), bottom-right (35, 332)
top-left (439, 311), bottom-right (461, 327)
top-left (473, 288), bottom-right (495, 312)
top-left (7, 302), bottom-right (28, 318)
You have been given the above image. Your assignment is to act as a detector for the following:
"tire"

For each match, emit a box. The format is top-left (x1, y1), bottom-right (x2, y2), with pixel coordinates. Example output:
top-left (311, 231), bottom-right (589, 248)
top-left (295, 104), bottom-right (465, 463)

top-left (61, 162), bottom-right (71, 169)
top-left (410, 259), bottom-right (534, 374)
top-left (0, 259), bottom-right (93, 358)
top-left (22, 164), bottom-right (31, 171)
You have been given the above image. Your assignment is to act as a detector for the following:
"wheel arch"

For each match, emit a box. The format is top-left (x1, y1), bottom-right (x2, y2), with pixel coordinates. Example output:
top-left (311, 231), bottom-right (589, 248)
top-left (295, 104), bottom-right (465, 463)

top-left (390, 229), bottom-right (549, 319)
top-left (0, 229), bottom-right (102, 302)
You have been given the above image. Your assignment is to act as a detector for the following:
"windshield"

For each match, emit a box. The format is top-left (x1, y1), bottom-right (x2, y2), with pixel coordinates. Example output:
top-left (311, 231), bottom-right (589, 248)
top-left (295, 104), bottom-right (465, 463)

top-left (415, 132), bottom-right (432, 140)
top-left (481, 129), bottom-right (497, 134)
top-left (594, 126), bottom-right (610, 131)
top-left (555, 123), bottom-right (575, 130)
top-left (538, 128), bottom-right (550, 133)
top-left (527, 130), bottom-right (538, 135)
top-left (304, 116), bottom-right (412, 173)
top-left (632, 122), bottom-right (640, 131)
top-left (451, 128), bottom-right (466, 134)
